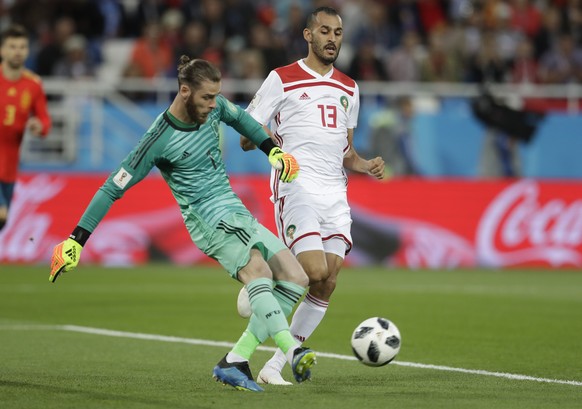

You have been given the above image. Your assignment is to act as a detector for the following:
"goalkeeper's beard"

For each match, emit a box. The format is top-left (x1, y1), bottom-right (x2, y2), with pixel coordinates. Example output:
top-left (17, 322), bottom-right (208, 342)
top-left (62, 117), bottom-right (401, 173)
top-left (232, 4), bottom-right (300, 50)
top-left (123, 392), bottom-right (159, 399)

top-left (185, 97), bottom-right (210, 125)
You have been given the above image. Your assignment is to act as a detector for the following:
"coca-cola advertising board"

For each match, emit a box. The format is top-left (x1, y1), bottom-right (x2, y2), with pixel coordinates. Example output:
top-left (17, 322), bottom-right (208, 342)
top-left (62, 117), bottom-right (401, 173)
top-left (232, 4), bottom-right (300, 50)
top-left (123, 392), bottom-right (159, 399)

top-left (1, 174), bottom-right (581, 269)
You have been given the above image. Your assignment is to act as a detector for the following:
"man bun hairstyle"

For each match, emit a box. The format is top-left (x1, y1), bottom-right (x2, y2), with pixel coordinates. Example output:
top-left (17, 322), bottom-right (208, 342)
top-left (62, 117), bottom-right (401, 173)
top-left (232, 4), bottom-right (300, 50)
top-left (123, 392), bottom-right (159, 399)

top-left (177, 56), bottom-right (221, 90)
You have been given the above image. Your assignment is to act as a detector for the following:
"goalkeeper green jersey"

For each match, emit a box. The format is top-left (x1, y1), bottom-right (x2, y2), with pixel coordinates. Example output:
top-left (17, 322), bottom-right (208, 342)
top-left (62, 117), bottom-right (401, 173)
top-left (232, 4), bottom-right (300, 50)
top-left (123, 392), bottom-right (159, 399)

top-left (77, 95), bottom-right (269, 243)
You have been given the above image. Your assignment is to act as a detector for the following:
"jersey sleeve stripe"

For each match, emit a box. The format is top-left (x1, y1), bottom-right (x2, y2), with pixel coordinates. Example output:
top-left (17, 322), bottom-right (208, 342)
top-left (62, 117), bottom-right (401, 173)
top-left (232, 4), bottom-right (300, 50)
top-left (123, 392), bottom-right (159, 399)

top-left (129, 121), bottom-right (169, 169)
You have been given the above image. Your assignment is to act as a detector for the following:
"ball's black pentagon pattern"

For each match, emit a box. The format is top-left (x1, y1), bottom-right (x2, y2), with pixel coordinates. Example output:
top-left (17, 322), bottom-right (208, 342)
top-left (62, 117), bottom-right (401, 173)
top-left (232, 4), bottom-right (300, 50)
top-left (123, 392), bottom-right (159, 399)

top-left (377, 317), bottom-right (390, 330)
top-left (367, 340), bottom-right (380, 363)
top-left (353, 325), bottom-right (373, 339)
top-left (385, 335), bottom-right (400, 348)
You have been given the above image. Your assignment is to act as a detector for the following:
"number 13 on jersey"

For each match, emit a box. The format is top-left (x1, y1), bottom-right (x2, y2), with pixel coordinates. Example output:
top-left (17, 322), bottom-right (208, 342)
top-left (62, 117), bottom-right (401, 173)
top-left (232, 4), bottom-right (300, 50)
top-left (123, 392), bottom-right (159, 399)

top-left (317, 104), bottom-right (337, 128)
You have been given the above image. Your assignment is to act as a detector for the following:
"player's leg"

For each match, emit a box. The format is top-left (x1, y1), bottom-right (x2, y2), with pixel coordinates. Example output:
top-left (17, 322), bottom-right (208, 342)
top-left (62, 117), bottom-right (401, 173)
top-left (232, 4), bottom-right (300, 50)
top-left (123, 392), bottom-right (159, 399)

top-left (259, 243), bottom-right (347, 383)
top-left (0, 205), bottom-right (7, 231)
top-left (290, 197), bottom-right (352, 343)
top-left (258, 193), bottom-right (351, 384)
top-left (0, 182), bottom-right (15, 231)
top-left (211, 214), bottom-right (314, 389)
top-left (226, 256), bottom-right (315, 386)
top-left (214, 249), bottom-right (292, 392)
top-left (294, 246), bottom-right (345, 334)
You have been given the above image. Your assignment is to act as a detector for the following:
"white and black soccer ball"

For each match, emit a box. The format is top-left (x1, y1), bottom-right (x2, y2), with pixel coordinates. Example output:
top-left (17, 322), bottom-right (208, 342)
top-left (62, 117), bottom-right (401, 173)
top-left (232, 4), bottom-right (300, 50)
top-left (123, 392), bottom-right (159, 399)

top-left (351, 317), bottom-right (401, 366)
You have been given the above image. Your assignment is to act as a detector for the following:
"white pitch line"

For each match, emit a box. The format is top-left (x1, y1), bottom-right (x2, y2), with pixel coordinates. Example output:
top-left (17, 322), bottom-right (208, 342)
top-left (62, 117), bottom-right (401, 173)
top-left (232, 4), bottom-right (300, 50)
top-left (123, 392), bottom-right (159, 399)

top-left (3, 324), bottom-right (582, 387)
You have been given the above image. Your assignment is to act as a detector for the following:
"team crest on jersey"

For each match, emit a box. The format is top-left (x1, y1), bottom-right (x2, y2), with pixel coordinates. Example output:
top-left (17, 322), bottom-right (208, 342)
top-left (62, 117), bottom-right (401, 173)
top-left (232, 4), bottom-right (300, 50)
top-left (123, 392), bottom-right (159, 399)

top-left (340, 96), bottom-right (348, 112)
top-left (286, 224), bottom-right (296, 240)
top-left (20, 91), bottom-right (31, 109)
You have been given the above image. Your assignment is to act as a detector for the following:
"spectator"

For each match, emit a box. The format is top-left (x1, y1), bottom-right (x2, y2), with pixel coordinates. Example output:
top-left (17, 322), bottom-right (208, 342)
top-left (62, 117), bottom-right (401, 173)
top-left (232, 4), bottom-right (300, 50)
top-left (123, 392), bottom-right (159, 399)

top-left (231, 48), bottom-right (266, 102)
top-left (200, 0), bottom-right (227, 51)
top-left (124, 21), bottom-right (173, 79)
top-left (126, 0), bottom-right (170, 37)
top-left (393, 1), bottom-right (424, 36)
top-left (416, 0), bottom-right (447, 36)
top-left (222, 0), bottom-right (256, 41)
top-left (466, 30), bottom-right (509, 83)
top-left (94, 0), bottom-right (125, 38)
top-left (420, 25), bottom-right (463, 82)
top-left (509, 0), bottom-right (542, 38)
top-left (160, 7), bottom-right (185, 51)
top-left (510, 37), bottom-right (538, 84)
top-left (247, 23), bottom-right (288, 74)
top-left (458, 3), bottom-right (485, 59)
top-left (173, 21), bottom-right (213, 65)
top-left (386, 30), bottom-right (424, 81)
top-left (53, 34), bottom-right (95, 79)
top-left (368, 96), bottom-right (420, 177)
top-left (352, 2), bottom-right (400, 56)
top-left (532, 5), bottom-right (562, 60)
top-left (491, 1), bottom-right (523, 64)
top-left (347, 38), bottom-right (388, 81)
top-left (559, 0), bottom-right (582, 46)
top-left (273, 2), bottom-right (307, 64)
top-left (35, 16), bottom-right (76, 76)
top-left (538, 32), bottom-right (582, 83)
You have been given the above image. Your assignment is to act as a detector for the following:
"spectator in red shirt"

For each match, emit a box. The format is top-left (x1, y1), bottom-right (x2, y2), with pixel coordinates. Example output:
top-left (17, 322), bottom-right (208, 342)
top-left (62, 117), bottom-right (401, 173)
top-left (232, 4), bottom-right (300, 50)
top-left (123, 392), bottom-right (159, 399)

top-left (509, 0), bottom-right (542, 38)
top-left (0, 25), bottom-right (51, 231)
top-left (510, 37), bottom-right (539, 84)
top-left (125, 21), bottom-right (173, 79)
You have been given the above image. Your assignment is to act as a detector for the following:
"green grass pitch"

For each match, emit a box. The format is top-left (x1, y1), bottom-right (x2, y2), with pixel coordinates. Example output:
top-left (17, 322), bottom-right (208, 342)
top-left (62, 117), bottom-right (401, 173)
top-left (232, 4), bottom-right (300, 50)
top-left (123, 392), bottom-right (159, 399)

top-left (1, 265), bottom-right (581, 409)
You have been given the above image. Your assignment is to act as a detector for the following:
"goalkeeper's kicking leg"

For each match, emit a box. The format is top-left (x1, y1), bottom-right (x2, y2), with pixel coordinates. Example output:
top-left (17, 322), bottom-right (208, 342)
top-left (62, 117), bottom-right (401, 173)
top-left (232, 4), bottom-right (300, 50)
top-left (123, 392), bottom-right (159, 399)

top-left (212, 248), bottom-right (316, 392)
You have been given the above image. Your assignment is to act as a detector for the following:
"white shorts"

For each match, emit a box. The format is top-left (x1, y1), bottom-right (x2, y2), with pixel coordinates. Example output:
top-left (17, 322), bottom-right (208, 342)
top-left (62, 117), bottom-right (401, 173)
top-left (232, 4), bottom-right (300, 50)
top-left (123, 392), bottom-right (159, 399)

top-left (274, 192), bottom-right (352, 258)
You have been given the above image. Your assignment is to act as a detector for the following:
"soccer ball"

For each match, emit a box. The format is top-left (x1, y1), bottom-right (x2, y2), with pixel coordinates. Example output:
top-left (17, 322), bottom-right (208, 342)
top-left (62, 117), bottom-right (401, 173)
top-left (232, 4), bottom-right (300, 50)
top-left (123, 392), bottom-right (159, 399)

top-left (237, 286), bottom-right (252, 318)
top-left (351, 317), bottom-right (401, 366)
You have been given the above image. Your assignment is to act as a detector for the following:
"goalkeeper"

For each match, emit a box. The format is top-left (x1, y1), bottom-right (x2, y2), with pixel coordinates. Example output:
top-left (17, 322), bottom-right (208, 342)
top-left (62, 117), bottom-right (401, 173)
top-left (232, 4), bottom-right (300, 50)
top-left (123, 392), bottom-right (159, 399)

top-left (48, 57), bottom-right (315, 392)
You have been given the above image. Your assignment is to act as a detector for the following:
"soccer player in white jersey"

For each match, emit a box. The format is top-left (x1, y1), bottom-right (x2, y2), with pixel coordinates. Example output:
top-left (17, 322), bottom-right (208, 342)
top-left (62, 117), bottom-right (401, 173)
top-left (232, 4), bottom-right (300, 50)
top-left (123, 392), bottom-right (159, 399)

top-left (240, 6), bottom-right (385, 385)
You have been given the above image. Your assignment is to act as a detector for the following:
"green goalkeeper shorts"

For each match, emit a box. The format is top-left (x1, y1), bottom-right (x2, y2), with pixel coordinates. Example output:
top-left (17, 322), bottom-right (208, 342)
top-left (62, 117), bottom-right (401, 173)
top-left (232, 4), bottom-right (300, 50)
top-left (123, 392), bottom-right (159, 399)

top-left (197, 212), bottom-right (287, 279)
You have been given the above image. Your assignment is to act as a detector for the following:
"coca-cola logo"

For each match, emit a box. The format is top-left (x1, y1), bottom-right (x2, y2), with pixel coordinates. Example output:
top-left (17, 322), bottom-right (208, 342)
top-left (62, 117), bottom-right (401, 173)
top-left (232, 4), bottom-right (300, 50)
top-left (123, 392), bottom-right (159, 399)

top-left (477, 179), bottom-right (582, 267)
top-left (0, 175), bottom-right (65, 261)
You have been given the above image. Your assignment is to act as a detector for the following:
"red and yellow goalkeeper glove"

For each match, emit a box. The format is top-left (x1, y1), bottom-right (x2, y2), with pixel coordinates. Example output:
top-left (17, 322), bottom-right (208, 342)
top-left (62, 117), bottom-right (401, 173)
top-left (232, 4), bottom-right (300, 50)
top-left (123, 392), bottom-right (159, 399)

top-left (268, 147), bottom-right (300, 183)
top-left (49, 238), bottom-right (83, 283)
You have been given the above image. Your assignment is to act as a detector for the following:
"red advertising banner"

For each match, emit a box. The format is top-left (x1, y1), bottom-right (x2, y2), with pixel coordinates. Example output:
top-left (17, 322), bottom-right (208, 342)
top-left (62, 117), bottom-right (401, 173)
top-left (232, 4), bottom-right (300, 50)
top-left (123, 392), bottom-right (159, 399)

top-left (1, 174), bottom-right (581, 269)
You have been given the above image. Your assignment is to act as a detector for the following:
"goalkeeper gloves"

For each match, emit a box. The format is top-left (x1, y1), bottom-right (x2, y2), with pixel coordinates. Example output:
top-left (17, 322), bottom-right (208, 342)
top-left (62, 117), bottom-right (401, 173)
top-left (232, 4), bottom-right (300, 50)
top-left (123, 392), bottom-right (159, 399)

top-left (268, 147), bottom-right (300, 183)
top-left (49, 238), bottom-right (83, 283)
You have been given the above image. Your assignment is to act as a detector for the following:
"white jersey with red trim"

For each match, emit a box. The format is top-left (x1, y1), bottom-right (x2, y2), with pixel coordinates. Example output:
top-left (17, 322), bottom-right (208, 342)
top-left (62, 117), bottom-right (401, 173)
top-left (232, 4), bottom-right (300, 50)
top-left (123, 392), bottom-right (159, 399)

top-left (246, 59), bottom-right (359, 201)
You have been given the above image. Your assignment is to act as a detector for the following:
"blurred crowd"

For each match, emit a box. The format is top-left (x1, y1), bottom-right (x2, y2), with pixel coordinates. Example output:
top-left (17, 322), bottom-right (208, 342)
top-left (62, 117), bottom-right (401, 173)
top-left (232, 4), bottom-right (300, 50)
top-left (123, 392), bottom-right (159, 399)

top-left (2, 0), bottom-right (582, 87)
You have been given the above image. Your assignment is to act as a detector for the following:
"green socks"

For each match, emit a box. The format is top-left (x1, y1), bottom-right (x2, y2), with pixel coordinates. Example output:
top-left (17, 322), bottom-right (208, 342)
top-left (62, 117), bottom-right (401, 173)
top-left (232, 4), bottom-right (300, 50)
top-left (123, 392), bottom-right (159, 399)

top-left (233, 278), bottom-right (306, 357)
